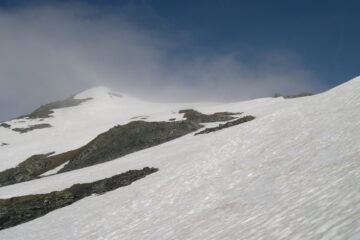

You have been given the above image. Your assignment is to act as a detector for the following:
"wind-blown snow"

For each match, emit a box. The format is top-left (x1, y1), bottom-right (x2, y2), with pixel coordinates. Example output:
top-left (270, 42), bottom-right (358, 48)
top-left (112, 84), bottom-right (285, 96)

top-left (1, 77), bottom-right (360, 239)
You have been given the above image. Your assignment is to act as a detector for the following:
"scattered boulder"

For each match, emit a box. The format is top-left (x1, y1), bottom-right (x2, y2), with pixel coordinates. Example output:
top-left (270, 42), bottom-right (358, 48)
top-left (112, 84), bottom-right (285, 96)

top-left (0, 167), bottom-right (158, 230)
top-left (195, 116), bottom-right (255, 135)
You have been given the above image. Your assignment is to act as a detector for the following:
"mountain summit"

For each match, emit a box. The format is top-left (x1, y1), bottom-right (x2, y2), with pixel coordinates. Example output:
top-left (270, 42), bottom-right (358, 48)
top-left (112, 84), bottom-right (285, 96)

top-left (0, 76), bottom-right (360, 239)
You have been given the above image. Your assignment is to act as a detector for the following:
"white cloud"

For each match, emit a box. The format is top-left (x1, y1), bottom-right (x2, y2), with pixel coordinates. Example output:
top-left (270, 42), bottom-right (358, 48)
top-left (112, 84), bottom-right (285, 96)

top-left (0, 4), bottom-right (325, 120)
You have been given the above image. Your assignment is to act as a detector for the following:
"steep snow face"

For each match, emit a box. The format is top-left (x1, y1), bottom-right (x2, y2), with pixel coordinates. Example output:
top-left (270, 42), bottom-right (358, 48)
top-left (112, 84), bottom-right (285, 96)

top-left (1, 77), bottom-right (360, 239)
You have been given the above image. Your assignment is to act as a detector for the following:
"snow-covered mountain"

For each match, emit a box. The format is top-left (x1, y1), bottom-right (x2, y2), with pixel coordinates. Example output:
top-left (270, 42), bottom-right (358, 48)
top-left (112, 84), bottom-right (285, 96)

top-left (0, 76), bottom-right (360, 239)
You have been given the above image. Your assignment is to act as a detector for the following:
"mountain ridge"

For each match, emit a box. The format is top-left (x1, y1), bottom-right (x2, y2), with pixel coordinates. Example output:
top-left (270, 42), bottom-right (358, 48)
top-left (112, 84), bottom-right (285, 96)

top-left (0, 76), bottom-right (360, 239)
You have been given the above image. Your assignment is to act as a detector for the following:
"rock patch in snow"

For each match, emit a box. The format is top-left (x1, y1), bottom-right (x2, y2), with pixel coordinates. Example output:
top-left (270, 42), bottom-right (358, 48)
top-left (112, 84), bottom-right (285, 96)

top-left (59, 120), bottom-right (202, 173)
top-left (195, 115), bottom-right (256, 135)
top-left (0, 167), bottom-right (158, 230)
top-left (0, 123), bottom-right (10, 129)
top-left (179, 109), bottom-right (240, 122)
top-left (18, 97), bottom-right (92, 119)
top-left (12, 124), bottom-right (52, 134)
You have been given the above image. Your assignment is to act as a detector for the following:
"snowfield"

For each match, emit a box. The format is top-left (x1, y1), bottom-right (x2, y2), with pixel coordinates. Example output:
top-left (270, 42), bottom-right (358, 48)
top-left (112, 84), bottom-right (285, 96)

top-left (0, 77), bottom-right (360, 239)
top-left (0, 86), bottom-right (212, 171)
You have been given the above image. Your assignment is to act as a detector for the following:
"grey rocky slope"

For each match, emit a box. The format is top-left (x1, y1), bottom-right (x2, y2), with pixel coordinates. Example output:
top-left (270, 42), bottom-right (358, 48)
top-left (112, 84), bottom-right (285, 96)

top-left (59, 120), bottom-right (203, 172)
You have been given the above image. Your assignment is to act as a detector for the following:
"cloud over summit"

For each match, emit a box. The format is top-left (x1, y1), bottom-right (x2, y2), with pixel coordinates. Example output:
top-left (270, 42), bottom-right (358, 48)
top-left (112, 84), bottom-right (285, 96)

top-left (0, 3), bottom-right (324, 121)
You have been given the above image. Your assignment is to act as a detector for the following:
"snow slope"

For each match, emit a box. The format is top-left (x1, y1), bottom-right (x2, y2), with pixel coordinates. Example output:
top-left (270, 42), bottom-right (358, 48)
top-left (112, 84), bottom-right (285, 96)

top-left (1, 77), bottom-right (360, 239)
top-left (0, 86), bottom-right (213, 171)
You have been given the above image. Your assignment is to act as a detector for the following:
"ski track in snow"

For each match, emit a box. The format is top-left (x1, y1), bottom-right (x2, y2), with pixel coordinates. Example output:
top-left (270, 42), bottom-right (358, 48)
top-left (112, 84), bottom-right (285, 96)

top-left (0, 78), bottom-right (360, 239)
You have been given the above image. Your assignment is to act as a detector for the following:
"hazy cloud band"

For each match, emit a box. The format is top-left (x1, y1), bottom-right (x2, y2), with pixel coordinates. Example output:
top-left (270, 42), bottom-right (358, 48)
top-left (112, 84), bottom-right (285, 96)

top-left (0, 4), bottom-right (325, 121)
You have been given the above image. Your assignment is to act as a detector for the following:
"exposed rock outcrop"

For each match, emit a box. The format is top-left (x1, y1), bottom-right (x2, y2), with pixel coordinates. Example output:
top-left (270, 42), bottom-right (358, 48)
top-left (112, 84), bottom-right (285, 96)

top-left (19, 97), bottom-right (92, 119)
top-left (195, 116), bottom-right (255, 135)
top-left (0, 167), bottom-right (158, 230)
top-left (12, 123), bottom-right (52, 133)
top-left (0, 123), bottom-right (10, 129)
top-left (0, 149), bottom-right (82, 187)
top-left (179, 109), bottom-right (239, 122)
top-left (59, 120), bottom-right (202, 173)
top-left (0, 110), bottom-right (245, 187)
top-left (273, 92), bottom-right (314, 99)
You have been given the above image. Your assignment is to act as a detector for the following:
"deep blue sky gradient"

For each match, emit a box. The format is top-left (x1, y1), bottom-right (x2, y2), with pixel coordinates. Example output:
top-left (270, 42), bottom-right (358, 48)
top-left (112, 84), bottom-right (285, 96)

top-left (0, 0), bottom-right (359, 89)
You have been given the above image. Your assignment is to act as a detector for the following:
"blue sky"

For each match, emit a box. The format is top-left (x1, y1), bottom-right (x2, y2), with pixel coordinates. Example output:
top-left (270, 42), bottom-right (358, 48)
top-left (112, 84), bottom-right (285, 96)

top-left (154, 0), bottom-right (360, 87)
top-left (0, 0), bottom-right (359, 120)
top-left (2, 0), bottom-right (358, 87)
